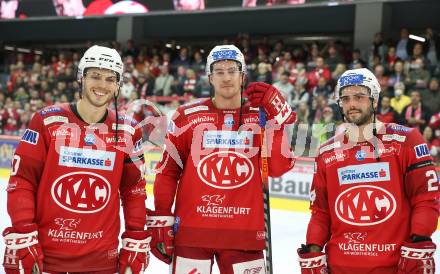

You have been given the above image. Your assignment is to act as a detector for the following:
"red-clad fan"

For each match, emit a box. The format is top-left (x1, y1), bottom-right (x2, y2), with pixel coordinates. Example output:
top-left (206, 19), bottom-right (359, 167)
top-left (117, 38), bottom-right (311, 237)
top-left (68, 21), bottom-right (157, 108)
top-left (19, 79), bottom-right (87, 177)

top-left (298, 68), bottom-right (439, 274)
top-left (3, 45), bottom-right (151, 274)
top-left (148, 45), bottom-right (296, 273)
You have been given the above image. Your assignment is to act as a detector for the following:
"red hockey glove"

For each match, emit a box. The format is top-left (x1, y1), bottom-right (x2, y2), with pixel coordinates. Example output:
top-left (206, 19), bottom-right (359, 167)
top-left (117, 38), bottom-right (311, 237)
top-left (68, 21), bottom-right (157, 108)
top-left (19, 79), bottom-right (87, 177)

top-left (398, 240), bottom-right (436, 274)
top-left (297, 244), bottom-right (328, 274)
top-left (3, 223), bottom-right (43, 274)
top-left (244, 82), bottom-right (296, 125)
top-left (119, 230), bottom-right (152, 274)
top-left (146, 209), bottom-right (174, 264)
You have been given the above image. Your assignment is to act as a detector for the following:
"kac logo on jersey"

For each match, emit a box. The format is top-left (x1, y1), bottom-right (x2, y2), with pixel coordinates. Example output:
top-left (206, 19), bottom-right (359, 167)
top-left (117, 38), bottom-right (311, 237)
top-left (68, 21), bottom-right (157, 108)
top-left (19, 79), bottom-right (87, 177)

top-left (21, 129), bottom-right (39, 145)
top-left (84, 134), bottom-right (96, 145)
top-left (335, 185), bottom-right (396, 226)
top-left (338, 163), bottom-right (390, 185)
top-left (414, 144), bottom-right (430, 159)
top-left (355, 150), bottom-right (366, 161)
top-left (197, 151), bottom-right (254, 189)
top-left (59, 146), bottom-right (115, 171)
top-left (51, 172), bottom-right (111, 213)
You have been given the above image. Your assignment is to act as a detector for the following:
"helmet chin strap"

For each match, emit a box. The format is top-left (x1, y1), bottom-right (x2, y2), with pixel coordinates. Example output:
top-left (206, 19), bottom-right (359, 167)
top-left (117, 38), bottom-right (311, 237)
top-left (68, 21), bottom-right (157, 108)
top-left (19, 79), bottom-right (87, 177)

top-left (113, 85), bottom-right (121, 142)
top-left (370, 98), bottom-right (380, 162)
top-left (79, 79), bottom-right (83, 99)
top-left (238, 73), bottom-right (247, 131)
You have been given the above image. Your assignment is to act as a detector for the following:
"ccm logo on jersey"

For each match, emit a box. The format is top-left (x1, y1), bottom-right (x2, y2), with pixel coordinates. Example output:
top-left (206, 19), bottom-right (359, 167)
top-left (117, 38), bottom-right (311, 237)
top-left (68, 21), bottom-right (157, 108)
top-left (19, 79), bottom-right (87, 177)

top-left (21, 129), bottom-right (39, 145)
top-left (203, 131), bottom-right (253, 149)
top-left (51, 171), bottom-right (111, 213)
top-left (197, 151), bottom-right (253, 189)
top-left (338, 163), bottom-right (390, 185)
top-left (58, 146), bottom-right (115, 171)
top-left (335, 185), bottom-right (396, 226)
top-left (414, 144), bottom-right (430, 158)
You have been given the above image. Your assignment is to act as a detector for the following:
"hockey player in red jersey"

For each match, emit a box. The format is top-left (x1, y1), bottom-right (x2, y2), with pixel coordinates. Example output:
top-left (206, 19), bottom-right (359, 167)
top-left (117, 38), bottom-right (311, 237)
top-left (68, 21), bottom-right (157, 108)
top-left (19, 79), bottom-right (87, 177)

top-left (2, 45), bottom-right (151, 273)
top-left (147, 44), bottom-right (296, 273)
top-left (298, 68), bottom-right (439, 274)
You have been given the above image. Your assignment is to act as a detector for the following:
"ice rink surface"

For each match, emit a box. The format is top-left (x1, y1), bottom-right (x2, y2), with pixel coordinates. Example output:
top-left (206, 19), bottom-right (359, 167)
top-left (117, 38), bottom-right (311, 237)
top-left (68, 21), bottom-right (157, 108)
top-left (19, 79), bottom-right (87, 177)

top-left (0, 177), bottom-right (439, 274)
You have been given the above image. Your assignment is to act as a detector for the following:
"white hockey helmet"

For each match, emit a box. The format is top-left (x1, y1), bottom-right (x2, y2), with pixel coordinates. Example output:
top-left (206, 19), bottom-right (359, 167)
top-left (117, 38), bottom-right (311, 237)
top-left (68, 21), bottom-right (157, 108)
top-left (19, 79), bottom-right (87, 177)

top-left (335, 68), bottom-right (381, 100)
top-left (77, 45), bottom-right (124, 85)
top-left (206, 45), bottom-right (246, 75)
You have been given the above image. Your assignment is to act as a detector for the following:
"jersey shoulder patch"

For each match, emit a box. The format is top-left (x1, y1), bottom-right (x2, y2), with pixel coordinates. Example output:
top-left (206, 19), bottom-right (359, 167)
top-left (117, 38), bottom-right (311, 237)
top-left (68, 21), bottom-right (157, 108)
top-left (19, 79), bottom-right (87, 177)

top-left (387, 123), bottom-right (413, 134)
top-left (39, 104), bottom-right (70, 126)
top-left (39, 105), bottom-right (66, 116)
top-left (318, 135), bottom-right (342, 155)
top-left (117, 114), bottom-right (139, 126)
top-left (180, 99), bottom-right (211, 116)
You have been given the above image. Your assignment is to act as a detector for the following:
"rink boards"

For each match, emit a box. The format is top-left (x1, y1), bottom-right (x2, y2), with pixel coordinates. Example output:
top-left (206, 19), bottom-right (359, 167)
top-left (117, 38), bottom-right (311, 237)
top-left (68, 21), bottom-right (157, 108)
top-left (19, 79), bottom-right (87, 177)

top-left (2, 135), bottom-right (440, 228)
top-left (0, 159), bottom-right (313, 214)
top-left (0, 135), bottom-right (313, 212)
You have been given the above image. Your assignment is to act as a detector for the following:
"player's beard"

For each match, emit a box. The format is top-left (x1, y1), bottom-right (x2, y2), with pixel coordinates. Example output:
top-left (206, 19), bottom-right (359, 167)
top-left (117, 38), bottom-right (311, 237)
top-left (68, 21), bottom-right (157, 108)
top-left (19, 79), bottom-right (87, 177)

top-left (344, 107), bottom-right (374, 126)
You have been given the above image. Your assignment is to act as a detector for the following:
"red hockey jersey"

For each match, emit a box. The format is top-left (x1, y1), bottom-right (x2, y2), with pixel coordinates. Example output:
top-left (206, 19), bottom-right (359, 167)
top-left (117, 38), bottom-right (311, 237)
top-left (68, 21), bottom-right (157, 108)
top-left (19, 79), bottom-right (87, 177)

top-left (6, 103), bottom-right (147, 272)
top-left (154, 99), bottom-right (295, 250)
top-left (307, 123), bottom-right (440, 273)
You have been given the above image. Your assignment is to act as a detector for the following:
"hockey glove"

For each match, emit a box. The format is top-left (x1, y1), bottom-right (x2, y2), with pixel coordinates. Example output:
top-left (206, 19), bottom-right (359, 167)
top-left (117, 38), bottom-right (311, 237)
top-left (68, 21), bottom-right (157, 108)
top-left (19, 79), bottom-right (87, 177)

top-left (297, 244), bottom-right (328, 274)
top-left (398, 239), bottom-right (436, 274)
top-left (244, 82), bottom-right (296, 125)
top-left (146, 209), bottom-right (174, 264)
top-left (3, 223), bottom-right (43, 274)
top-left (119, 230), bottom-right (152, 274)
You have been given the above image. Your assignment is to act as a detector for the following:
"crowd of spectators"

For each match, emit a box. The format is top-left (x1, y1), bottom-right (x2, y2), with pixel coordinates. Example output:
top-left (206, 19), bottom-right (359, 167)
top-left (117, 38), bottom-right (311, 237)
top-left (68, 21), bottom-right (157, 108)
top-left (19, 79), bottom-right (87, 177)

top-left (1, 28), bottom-right (440, 162)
